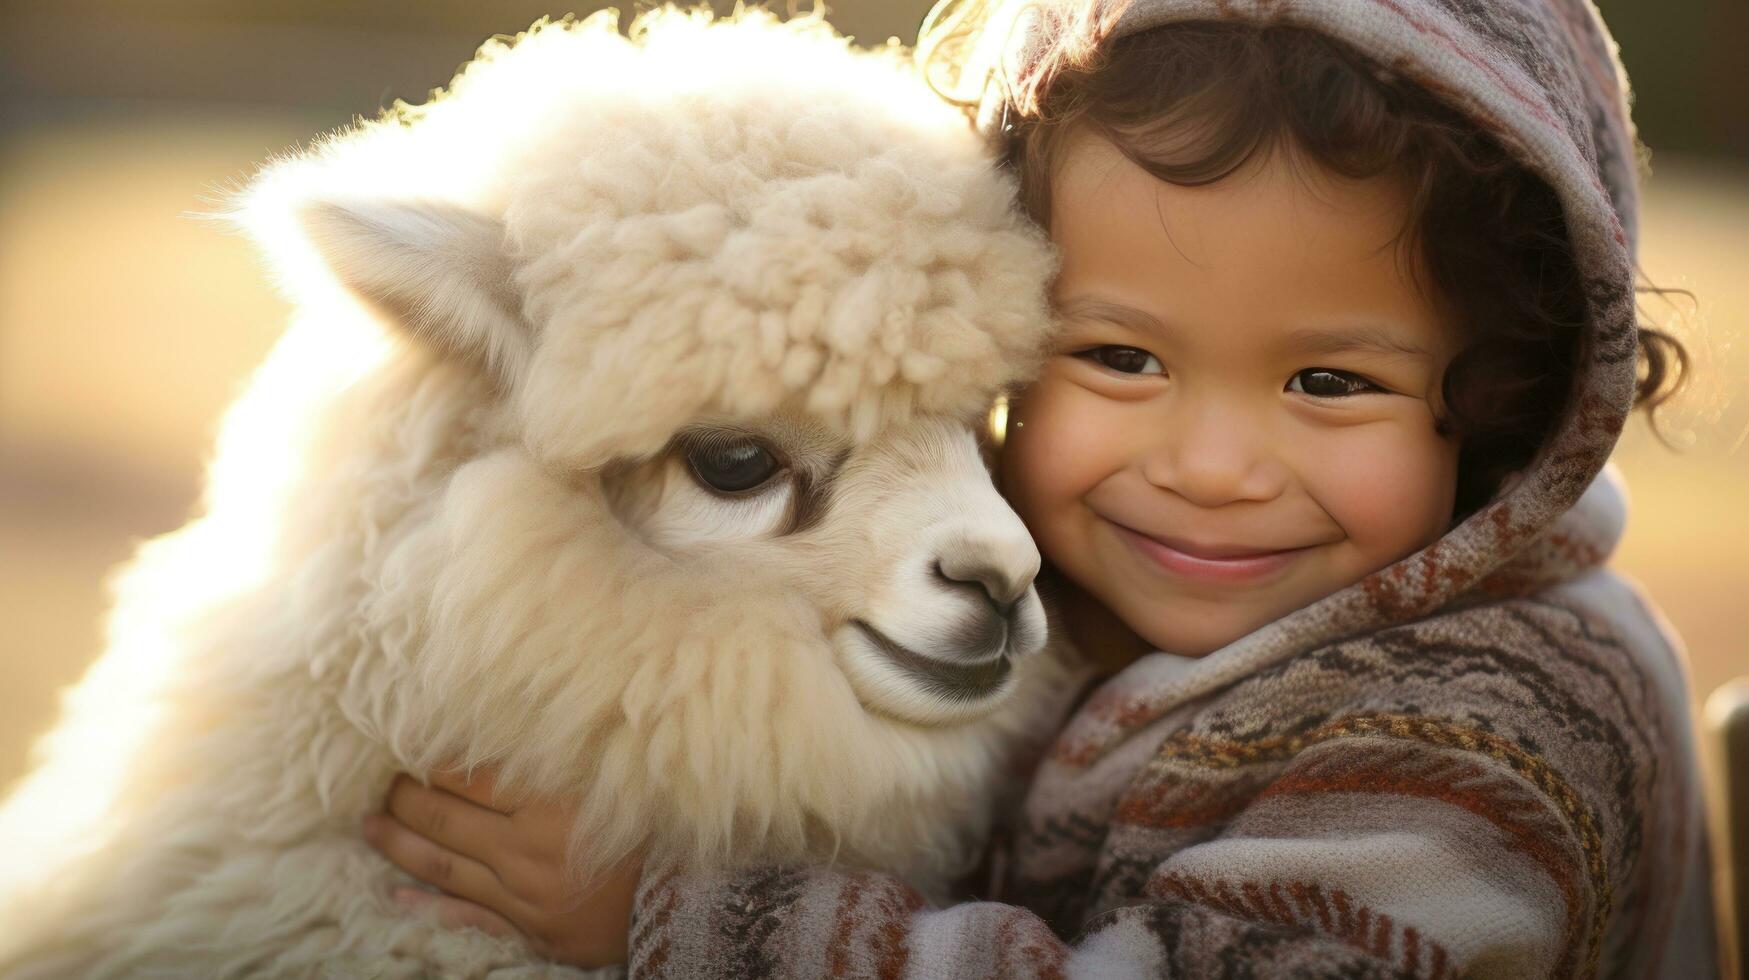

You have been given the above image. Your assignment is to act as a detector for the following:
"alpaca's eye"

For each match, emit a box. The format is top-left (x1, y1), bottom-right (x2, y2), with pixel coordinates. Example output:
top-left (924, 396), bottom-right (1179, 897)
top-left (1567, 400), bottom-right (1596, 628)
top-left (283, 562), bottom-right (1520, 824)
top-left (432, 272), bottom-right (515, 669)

top-left (686, 440), bottom-right (781, 494)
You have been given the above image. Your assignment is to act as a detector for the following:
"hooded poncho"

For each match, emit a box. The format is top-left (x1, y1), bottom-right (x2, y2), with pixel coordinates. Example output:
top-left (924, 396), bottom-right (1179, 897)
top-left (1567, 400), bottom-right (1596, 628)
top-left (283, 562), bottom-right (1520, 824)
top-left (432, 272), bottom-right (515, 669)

top-left (627, 1), bottom-right (1720, 976)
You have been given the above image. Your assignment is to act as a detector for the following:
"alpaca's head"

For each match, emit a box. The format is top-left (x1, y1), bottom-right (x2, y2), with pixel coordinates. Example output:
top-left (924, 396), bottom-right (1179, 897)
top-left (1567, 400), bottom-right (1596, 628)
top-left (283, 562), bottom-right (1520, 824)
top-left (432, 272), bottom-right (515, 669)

top-left (593, 410), bottom-right (1048, 724)
top-left (239, 8), bottom-right (1060, 872)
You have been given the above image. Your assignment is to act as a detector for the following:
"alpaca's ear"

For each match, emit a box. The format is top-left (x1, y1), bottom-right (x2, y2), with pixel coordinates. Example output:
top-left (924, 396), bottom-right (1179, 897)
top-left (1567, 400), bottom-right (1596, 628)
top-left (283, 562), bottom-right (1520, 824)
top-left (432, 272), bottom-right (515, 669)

top-left (297, 199), bottom-right (530, 388)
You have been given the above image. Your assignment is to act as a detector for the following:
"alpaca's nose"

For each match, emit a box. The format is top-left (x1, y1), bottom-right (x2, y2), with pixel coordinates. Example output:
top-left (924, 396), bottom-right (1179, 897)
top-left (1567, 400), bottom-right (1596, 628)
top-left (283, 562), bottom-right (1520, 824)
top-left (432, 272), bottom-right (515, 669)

top-left (937, 556), bottom-right (1028, 616)
top-left (933, 539), bottom-right (1038, 615)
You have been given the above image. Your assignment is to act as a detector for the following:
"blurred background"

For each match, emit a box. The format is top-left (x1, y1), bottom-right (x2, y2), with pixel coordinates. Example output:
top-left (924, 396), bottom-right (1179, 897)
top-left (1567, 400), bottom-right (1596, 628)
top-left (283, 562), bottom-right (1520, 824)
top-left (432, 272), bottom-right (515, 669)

top-left (1, 0), bottom-right (1745, 951)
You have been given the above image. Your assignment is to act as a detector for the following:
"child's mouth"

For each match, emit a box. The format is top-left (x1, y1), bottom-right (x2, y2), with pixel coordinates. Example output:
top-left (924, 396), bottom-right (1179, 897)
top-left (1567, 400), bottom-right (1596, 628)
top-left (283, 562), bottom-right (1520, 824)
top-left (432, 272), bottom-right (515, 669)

top-left (1107, 521), bottom-right (1308, 584)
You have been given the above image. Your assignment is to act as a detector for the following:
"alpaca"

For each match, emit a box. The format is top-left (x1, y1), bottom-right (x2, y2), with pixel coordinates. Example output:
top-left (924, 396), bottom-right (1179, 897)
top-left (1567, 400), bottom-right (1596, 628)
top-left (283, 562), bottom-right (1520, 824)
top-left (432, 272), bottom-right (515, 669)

top-left (0, 9), bottom-right (1067, 978)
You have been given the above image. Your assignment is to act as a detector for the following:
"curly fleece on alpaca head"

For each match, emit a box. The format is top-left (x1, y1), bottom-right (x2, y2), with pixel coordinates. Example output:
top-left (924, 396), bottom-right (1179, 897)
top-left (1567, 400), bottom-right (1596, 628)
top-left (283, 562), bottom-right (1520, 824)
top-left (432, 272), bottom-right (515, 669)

top-left (248, 7), bottom-right (1058, 466)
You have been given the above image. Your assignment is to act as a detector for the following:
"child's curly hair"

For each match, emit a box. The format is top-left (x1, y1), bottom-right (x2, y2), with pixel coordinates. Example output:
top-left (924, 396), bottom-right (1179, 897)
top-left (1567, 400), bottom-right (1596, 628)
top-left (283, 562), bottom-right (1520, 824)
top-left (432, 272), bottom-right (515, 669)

top-left (925, 7), bottom-right (1687, 519)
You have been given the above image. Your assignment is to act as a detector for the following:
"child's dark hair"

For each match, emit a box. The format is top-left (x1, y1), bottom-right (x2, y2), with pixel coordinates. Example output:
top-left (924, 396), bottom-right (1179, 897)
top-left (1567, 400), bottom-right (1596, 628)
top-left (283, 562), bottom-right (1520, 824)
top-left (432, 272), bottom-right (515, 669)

top-left (937, 14), bottom-right (1687, 518)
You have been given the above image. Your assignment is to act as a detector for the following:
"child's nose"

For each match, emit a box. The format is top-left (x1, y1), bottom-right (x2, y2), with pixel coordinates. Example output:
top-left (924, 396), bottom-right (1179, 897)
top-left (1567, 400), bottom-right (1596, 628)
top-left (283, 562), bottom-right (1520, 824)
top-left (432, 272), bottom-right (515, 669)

top-left (1139, 404), bottom-right (1287, 507)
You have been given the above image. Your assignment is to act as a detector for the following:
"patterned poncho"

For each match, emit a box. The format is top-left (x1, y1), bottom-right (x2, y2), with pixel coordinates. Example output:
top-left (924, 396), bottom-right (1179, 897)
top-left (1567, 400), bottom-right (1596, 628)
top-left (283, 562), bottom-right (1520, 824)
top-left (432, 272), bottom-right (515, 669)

top-left (627, 0), bottom-right (1721, 976)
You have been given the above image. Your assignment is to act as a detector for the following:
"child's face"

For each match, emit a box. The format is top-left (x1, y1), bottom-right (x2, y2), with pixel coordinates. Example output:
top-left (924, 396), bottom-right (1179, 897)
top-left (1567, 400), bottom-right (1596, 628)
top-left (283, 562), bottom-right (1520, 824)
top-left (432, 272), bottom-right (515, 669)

top-left (1002, 131), bottom-right (1461, 657)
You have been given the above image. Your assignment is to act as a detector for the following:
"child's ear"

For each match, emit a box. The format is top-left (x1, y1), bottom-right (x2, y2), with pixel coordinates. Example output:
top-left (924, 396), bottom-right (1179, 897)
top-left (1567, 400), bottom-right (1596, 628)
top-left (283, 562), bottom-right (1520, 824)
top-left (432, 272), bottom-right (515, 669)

top-left (296, 199), bottom-right (531, 389)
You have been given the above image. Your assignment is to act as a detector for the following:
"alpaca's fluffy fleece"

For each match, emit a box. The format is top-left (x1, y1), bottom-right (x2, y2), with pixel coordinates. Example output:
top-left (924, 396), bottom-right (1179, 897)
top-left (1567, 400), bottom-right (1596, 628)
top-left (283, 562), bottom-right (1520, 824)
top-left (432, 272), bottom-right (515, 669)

top-left (247, 6), bottom-right (1055, 467)
top-left (0, 8), bottom-right (1063, 978)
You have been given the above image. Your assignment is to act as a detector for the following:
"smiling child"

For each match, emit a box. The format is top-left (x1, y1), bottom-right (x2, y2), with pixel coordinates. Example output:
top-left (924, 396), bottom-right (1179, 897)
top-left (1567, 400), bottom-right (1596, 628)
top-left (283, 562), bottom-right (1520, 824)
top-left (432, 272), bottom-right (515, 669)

top-left (1006, 129), bottom-right (1466, 669)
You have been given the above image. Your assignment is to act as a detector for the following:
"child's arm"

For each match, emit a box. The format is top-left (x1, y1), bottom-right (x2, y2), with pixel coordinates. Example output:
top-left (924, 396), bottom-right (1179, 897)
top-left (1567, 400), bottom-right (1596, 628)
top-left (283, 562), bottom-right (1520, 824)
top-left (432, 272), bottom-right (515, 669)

top-left (629, 862), bottom-right (1427, 979)
top-left (621, 758), bottom-right (1562, 980)
top-left (370, 745), bottom-right (1568, 978)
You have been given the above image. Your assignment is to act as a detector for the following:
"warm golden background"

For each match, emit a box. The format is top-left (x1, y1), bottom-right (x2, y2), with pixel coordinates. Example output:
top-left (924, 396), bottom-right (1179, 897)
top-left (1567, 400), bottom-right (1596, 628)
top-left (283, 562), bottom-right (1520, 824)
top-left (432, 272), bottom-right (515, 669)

top-left (1, 0), bottom-right (1745, 949)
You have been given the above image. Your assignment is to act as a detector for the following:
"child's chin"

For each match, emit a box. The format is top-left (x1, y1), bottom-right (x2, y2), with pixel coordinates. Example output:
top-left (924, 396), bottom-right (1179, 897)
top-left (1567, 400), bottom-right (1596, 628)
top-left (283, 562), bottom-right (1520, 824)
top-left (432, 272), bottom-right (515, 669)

top-left (1129, 605), bottom-right (1275, 659)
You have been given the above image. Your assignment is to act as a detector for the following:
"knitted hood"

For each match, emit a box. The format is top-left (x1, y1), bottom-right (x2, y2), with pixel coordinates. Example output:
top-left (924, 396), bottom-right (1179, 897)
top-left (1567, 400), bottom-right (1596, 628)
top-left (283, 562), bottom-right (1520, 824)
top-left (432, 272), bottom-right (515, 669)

top-left (956, 0), bottom-right (1647, 755)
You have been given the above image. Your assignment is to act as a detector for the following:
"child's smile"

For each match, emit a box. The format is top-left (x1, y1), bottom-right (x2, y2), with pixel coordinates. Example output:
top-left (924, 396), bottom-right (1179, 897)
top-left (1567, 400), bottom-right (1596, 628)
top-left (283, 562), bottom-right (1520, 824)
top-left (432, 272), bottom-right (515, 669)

top-left (1001, 130), bottom-right (1463, 662)
top-left (1104, 522), bottom-right (1312, 584)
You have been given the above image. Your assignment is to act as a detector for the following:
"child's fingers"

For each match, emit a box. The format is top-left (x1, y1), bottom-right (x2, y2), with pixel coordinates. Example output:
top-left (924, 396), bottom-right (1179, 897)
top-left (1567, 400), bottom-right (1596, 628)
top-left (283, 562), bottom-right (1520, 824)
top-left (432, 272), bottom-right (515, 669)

top-left (363, 812), bottom-right (517, 915)
top-left (385, 775), bottom-right (513, 865)
top-left (393, 886), bottom-right (522, 941)
top-left (428, 765), bottom-right (506, 812)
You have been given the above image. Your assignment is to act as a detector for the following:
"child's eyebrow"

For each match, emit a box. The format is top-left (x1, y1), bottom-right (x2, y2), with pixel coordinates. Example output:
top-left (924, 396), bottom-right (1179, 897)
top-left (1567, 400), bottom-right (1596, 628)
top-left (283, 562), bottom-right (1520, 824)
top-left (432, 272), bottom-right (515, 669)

top-left (1057, 296), bottom-right (1436, 362)
top-left (1056, 296), bottom-right (1165, 334)
top-left (1283, 326), bottom-right (1436, 361)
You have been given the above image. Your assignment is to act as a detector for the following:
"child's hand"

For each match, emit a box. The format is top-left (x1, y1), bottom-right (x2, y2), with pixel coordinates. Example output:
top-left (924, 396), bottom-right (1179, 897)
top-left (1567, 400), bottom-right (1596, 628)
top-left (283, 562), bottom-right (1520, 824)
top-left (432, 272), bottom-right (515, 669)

top-left (362, 768), bottom-right (642, 969)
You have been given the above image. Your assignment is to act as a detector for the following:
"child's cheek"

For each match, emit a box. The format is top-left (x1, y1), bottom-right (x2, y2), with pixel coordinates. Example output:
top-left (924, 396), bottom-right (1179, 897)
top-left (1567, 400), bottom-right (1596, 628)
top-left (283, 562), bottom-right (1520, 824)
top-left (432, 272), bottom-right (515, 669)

top-left (1000, 384), bottom-right (1077, 516)
top-left (1297, 417), bottom-right (1459, 565)
top-left (998, 376), bottom-right (1122, 555)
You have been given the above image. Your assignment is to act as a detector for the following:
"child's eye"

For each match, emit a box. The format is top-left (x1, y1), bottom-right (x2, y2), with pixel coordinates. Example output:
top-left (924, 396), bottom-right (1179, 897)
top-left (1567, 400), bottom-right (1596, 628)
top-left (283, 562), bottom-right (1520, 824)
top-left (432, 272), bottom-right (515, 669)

top-left (1287, 368), bottom-right (1381, 398)
top-left (1077, 346), bottom-right (1164, 375)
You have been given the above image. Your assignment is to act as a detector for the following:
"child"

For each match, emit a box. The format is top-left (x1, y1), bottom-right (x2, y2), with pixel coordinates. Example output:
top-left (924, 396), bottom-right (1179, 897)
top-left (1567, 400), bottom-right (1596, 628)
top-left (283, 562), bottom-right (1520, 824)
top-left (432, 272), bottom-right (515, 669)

top-left (366, 0), bottom-right (1721, 974)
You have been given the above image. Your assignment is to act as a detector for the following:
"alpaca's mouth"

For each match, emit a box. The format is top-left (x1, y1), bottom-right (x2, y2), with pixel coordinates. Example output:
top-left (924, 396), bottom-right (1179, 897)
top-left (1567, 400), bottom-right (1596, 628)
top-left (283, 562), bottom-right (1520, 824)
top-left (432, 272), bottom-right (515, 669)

top-left (851, 621), bottom-right (1012, 702)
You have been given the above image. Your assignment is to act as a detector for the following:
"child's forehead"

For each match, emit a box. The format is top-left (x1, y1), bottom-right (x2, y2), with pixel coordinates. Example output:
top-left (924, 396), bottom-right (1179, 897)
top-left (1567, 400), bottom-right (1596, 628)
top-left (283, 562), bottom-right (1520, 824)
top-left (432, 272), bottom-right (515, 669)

top-left (1047, 131), bottom-right (1453, 354)
top-left (1051, 135), bottom-right (1418, 278)
top-left (1049, 128), bottom-right (1416, 239)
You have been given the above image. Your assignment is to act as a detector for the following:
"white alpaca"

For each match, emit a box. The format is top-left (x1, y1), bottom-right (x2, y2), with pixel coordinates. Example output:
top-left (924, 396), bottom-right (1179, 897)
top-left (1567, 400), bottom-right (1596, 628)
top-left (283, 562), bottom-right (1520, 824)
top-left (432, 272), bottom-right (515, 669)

top-left (0, 8), bottom-right (1068, 978)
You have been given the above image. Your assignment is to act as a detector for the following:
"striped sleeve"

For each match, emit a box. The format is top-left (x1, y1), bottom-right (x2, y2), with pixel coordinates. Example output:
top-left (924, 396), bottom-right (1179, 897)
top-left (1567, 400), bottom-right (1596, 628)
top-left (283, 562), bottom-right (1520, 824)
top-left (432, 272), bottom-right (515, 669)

top-left (627, 862), bottom-right (1437, 979)
top-left (625, 730), bottom-right (1597, 977)
top-left (625, 714), bottom-right (1594, 979)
